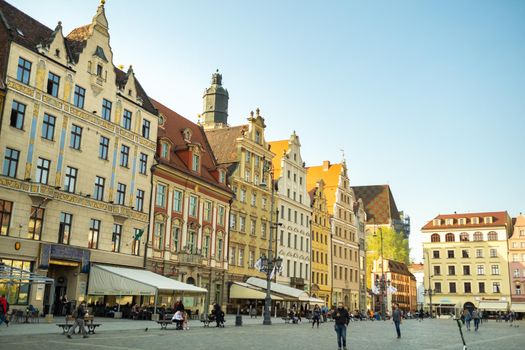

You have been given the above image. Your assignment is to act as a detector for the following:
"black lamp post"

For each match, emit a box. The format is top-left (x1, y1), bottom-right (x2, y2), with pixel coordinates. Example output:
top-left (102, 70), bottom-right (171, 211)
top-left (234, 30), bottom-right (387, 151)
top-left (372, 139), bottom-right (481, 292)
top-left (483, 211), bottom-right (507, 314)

top-left (424, 249), bottom-right (434, 318)
top-left (373, 226), bottom-right (390, 320)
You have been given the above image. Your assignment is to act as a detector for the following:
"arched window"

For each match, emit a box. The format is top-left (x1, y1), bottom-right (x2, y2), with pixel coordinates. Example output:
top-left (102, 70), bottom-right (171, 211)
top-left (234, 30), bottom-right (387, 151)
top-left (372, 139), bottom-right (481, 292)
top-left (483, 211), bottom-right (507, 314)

top-left (473, 232), bottom-right (483, 241)
top-left (488, 231), bottom-right (498, 241)
top-left (460, 232), bottom-right (469, 242)
top-left (431, 234), bottom-right (440, 242)
top-left (445, 233), bottom-right (455, 242)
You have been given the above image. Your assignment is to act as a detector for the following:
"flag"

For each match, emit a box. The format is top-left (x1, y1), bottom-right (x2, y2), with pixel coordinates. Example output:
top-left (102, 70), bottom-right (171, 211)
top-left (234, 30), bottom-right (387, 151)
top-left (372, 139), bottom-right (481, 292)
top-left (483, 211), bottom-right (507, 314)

top-left (372, 286), bottom-right (380, 295)
top-left (269, 266), bottom-right (276, 280)
top-left (134, 229), bottom-right (144, 240)
top-left (388, 285), bottom-right (398, 294)
top-left (254, 258), bottom-right (263, 272)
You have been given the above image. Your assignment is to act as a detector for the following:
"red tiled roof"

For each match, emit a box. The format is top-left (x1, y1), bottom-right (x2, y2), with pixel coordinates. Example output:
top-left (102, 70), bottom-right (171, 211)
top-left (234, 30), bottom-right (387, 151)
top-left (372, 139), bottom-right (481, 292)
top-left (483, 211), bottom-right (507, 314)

top-left (204, 125), bottom-right (248, 164)
top-left (352, 185), bottom-right (399, 225)
top-left (151, 99), bottom-right (231, 192)
top-left (421, 211), bottom-right (510, 230)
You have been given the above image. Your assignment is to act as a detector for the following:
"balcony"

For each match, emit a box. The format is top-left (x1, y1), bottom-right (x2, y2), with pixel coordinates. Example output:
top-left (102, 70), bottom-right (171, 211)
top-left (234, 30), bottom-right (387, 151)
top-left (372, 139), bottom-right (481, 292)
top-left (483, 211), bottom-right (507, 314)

top-left (178, 252), bottom-right (204, 265)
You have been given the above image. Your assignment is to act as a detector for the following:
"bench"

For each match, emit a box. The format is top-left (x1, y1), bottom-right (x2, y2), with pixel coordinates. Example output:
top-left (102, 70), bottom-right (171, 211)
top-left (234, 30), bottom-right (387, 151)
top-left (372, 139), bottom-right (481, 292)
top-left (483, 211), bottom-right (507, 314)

top-left (200, 318), bottom-right (211, 327)
top-left (282, 317), bottom-right (299, 324)
top-left (57, 315), bottom-right (102, 334)
top-left (157, 319), bottom-right (183, 330)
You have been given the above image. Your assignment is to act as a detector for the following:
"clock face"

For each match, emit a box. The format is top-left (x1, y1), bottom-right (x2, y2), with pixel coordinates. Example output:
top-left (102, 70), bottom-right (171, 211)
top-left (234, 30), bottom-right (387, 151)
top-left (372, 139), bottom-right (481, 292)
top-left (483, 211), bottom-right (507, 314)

top-left (14, 241), bottom-right (21, 250)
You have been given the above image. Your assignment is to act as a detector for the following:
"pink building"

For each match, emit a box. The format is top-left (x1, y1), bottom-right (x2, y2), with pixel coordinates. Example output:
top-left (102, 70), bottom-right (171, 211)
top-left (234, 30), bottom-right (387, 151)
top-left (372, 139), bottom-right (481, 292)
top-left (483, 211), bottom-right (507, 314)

top-left (509, 215), bottom-right (525, 314)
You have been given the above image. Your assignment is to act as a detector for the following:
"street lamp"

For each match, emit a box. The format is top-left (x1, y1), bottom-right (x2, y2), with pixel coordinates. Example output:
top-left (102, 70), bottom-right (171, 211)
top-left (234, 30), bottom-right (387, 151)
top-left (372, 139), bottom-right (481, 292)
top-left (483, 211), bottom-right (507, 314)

top-left (373, 226), bottom-right (389, 320)
top-left (424, 249), bottom-right (434, 318)
top-left (259, 158), bottom-right (282, 325)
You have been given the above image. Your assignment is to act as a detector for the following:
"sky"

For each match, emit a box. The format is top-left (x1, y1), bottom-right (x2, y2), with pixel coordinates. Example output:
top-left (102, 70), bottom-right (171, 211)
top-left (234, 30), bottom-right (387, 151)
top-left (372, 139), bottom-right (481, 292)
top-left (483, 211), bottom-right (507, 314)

top-left (9, 0), bottom-right (525, 261)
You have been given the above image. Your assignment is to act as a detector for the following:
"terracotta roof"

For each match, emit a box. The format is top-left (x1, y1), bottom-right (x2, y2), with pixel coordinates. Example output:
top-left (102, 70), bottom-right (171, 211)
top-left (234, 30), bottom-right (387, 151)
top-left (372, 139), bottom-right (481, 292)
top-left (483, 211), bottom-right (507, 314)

top-left (306, 162), bottom-right (342, 215)
top-left (0, 0), bottom-right (156, 115)
top-left (352, 185), bottom-right (400, 225)
top-left (386, 259), bottom-right (414, 277)
top-left (421, 211), bottom-right (510, 230)
top-left (267, 140), bottom-right (289, 180)
top-left (204, 125), bottom-right (247, 164)
top-left (409, 263), bottom-right (425, 273)
top-left (151, 99), bottom-right (230, 192)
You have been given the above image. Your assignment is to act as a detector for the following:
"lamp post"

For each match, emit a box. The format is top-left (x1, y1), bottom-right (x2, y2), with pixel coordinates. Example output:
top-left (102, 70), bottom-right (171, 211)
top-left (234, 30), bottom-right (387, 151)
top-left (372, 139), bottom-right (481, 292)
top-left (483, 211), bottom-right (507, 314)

top-left (424, 249), bottom-right (434, 318)
top-left (373, 226), bottom-right (389, 320)
top-left (260, 158), bottom-right (283, 325)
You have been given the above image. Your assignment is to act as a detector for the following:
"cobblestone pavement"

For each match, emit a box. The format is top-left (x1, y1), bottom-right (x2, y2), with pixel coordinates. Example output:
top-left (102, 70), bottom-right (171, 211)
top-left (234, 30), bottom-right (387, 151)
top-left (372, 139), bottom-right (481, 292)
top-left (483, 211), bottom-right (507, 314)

top-left (1, 318), bottom-right (523, 350)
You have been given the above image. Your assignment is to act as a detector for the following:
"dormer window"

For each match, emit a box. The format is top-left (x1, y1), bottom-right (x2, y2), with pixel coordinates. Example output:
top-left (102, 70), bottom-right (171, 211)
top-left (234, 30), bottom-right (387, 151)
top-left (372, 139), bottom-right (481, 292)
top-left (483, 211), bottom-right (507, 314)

top-left (219, 169), bottom-right (226, 184)
top-left (458, 218), bottom-right (466, 225)
top-left (96, 64), bottom-right (103, 77)
top-left (433, 219), bottom-right (441, 226)
top-left (445, 218), bottom-right (454, 225)
top-left (192, 152), bottom-right (200, 172)
top-left (161, 142), bottom-right (169, 159)
top-left (471, 217), bottom-right (479, 224)
top-left (183, 128), bottom-right (192, 142)
top-left (484, 216), bottom-right (493, 224)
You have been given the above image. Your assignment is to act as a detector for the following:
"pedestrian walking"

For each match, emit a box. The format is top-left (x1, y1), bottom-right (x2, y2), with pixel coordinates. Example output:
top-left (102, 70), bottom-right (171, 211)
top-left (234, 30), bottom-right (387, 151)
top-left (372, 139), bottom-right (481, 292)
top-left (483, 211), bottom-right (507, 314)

top-left (472, 308), bottom-right (480, 332)
top-left (0, 294), bottom-right (9, 327)
top-left (67, 301), bottom-right (88, 339)
top-left (464, 309), bottom-right (472, 331)
top-left (333, 302), bottom-right (350, 350)
top-left (312, 305), bottom-right (321, 328)
top-left (392, 303), bottom-right (402, 339)
top-left (418, 308), bottom-right (424, 322)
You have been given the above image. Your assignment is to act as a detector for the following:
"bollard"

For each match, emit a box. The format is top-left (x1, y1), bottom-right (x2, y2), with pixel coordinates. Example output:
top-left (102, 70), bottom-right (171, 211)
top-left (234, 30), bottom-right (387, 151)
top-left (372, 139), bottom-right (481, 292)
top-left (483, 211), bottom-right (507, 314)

top-left (235, 305), bottom-right (242, 326)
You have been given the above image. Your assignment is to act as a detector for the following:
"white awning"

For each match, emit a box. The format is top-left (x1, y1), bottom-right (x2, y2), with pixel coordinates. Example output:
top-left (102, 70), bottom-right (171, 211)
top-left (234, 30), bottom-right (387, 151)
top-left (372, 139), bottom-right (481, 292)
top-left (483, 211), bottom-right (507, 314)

top-left (477, 301), bottom-right (508, 311)
top-left (246, 277), bottom-right (309, 301)
top-left (230, 282), bottom-right (283, 300)
top-left (308, 296), bottom-right (326, 306)
top-left (510, 303), bottom-right (525, 312)
top-left (88, 264), bottom-right (207, 296)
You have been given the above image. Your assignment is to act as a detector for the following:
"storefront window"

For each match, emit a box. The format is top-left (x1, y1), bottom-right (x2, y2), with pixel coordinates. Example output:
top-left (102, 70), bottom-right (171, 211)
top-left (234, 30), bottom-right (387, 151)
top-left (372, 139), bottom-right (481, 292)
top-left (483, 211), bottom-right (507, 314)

top-left (0, 259), bottom-right (32, 305)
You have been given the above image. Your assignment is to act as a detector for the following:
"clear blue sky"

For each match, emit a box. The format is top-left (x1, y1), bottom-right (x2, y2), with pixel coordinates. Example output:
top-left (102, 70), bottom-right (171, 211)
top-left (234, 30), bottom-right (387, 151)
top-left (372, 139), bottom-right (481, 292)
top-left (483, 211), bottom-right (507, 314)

top-left (11, 0), bottom-right (525, 261)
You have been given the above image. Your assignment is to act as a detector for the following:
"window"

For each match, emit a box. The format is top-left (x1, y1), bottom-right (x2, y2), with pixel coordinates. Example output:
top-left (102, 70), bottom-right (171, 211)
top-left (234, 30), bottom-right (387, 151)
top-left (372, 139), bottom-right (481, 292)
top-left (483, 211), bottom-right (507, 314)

top-left (172, 191), bottom-right (182, 212)
top-left (239, 216), bottom-right (246, 232)
top-left (58, 212), bottom-right (72, 244)
top-left (122, 109), bottom-right (132, 130)
top-left (492, 282), bottom-right (501, 293)
top-left (431, 234), bottom-right (440, 242)
top-left (462, 249), bottom-right (469, 258)
top-left (17, 57), bottom-right (32, 84)
top-left (111, 224), bottom-right (122, 252)
top-left (477, 265), bottom-right (485, 275)
top-left (102, 99), bottom-right (112, 121)
top-left (64, 166), bottom-right (78, 193)
top-left (240, 188), bottom-right (246, 203)
top-left (255, 130), bottom-right (261, 144)
top-left (90, 176), bottom-right (105, 201)
top-left (445, 233), bottom-right (455, 242)
top-left (479, 282), bottom-right (485, 293)
top-left (132, 228), bottom-right (141, 255)
top-left (188, 230), bottom-right (196, 253)
top-left (36, 158), bottom-right (50, 184)
top-left (251, 192), bottom-right (256, 206)
top-left (230, 214), bottom-right (237, 230)
top-left (514, 269), bottom-right (520, 278)
top-left (203, 235), bottom-right (210, 257)
top-left (516, 285), bottom-right (522, 295)
top-left (433, 250), bottom-right (440, 259)
top-left (116, 183), bottom-right (126, 205)
top-left (487, 231), bottom-right (498, 241)
top-left (47, 72), bottom-right (60, 97)
top-left (281, 206), bottom-right (284, 219)
top-left (88, 219), bottom-right (101, 249)
top-left (73, 85), bottom-right (86, 108)
top-left (172, 225), bottom-right (181, 252)
top-left (160, 143), bottom-right (169, 158)
top-left (447, 250), bottom-right (454, 259)
top-left (96, 64), bottom-right (103, 77)
top-left (137, 153), bottom-right (148, 175)
top-left (473, 232), bottom-right (483, 241)
top-left (464, 282), bottom-right (472, 293)
top-left (244, 169), bottom-right (251, 182)
top-left (460, 232), bottom-right (469, 242)
top-left (248, 250), bottom-right (255, 268)
top-left (250, 219), bottom-right (256, 236)
top-left (217, 238), bottom-right (223, 259)
top-left (192, 153), bottom-right (200, 172)
top-left (449, 282), bottom-right (456, 293)
top-left (261, 221), bottom-right (267, 239)
top-left (229, 247), bottom-right (236, 266)
top-left (463, 265), bottom-right (470, 275)
top-left (120, 145), bottom-right (130, 167)
top-left (28, 207), bottom-right (44, 240)
top-left (189, 196), bottom-right (198, 217)
top-left (218, 205), bottom-right (225, 226)
top-left (490, 248), bottom-right (497, 258)
top-left (219, 170), bottom-right (226, 184)
top-left (142, 119), bottom-right (150, 139)
top-left (434, 282), bottom-right (442, 293)
top-left (0, 258), bottom-right (32, 305)
top-left (3, 148), bottom-right (20, 178)
top-left (156, 184), bottom-right (166, 207)
top-left (153, 222), bottom-right (164, 250)
top-left (491, 265), bottom-right (500, 275)
top-left (238, 248), bottom-right (244, 267)
top-left (433, 265), bottom-right (441, 275)
top-left (448, 265), bottom-right (455, 275)
top-left (10, 100), bottom-right (26, 129)
top-left (42, 114), bottom-right (56, 140)
top-left (476, 249), bottom-right (483, 258)
top-left (135, 189), bottom-right (144, 211)
top-left (99, 136), bottom-right (109, 160)
top-left (204, 201), bottom-right (212, 222)
top-left (69, 124), bottom-right (82, 150)
top-left (0, 200), bottom-right (13, 236)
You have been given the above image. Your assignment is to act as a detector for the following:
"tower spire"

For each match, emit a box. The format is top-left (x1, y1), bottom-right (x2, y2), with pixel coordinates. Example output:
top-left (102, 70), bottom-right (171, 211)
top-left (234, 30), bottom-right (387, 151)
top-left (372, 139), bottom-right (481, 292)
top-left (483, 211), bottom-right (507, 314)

top-left (201, 70), bottom-right (229, 130)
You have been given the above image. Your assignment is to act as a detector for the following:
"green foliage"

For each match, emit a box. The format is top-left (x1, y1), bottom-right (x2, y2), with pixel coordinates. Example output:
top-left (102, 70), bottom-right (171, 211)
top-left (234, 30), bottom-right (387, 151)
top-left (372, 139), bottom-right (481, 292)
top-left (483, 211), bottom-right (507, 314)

top-left (365, 227), bottom-right (410, 288)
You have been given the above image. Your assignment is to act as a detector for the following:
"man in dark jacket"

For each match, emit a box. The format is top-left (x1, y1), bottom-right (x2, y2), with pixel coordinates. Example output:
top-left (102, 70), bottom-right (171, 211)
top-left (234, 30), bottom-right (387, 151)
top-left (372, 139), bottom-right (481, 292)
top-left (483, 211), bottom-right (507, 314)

top-left (333, 302), bottom-right (350, 350)
top-left (392, 303), bottom-right (403, 338)
top-left (67, 301), bottom-right (88, 339)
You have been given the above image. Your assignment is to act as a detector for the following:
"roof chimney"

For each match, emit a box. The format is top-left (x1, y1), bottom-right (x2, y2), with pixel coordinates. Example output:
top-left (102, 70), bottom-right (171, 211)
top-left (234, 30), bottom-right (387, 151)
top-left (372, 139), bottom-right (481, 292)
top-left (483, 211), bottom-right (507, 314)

top-left (323, 160), bottom-right (330, 171)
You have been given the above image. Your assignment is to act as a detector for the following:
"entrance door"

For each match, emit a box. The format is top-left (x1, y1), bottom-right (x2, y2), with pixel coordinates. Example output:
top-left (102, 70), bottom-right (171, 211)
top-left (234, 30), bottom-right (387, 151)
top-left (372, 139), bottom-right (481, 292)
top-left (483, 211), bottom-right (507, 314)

top-left (54, 277), bottom-right (67, 315)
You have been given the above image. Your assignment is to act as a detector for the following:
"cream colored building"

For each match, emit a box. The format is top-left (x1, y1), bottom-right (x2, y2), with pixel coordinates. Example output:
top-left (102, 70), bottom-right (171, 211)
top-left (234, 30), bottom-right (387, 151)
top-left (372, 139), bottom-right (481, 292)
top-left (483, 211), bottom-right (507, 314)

top-left (268, 133), bottom-right (311, 291)
top-left (422, 211), bottom-right (513, 315)
top-left (0, 2), bottom-right (157, 312)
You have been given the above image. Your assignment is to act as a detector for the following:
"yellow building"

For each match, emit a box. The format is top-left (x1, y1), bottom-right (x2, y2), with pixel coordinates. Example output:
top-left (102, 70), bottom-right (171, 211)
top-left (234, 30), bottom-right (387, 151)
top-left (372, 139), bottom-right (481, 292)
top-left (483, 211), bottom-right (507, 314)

top-left (0, 2), bottom-right (158, 313)
top-left (202, 77), bottom-right (274, 286)
top-left (308, 179), bottom-right (332, 306)
top-left (422, 211), bottom-right (513, 315)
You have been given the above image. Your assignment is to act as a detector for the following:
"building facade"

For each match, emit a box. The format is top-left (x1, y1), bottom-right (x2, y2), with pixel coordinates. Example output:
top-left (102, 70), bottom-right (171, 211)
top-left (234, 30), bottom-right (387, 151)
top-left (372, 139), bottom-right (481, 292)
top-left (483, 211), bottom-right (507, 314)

top-left (422, 211), bottom-right (513, 315)
top-left (0, 1), bottom-right (158, 312)
top-left (371, 259), bottom-right (417, 313)
top-left (268, 133), bottom-right (311, 291)
top-left (145, 99), bottom-right (233, 311)
top-left (307, 160), bottom-right (365, 309)
top-left (409, 263), bottom-right (426, 310)
top-left (308, 179), bottom-right (332, 306)
top-left (202, 73), bottom-right (274, 285)
top-left (509, 214), bottom-right (525, 314)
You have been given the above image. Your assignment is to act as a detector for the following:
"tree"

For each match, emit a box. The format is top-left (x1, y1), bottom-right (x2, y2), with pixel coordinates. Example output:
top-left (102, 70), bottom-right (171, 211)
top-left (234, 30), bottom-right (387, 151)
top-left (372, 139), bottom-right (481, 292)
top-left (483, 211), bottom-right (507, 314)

top-left (365, 226), bottom-right (410, 288)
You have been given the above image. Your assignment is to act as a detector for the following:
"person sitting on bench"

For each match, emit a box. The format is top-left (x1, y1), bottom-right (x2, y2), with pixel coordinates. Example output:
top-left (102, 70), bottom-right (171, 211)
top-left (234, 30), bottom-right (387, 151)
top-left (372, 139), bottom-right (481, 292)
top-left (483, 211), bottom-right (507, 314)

top-left (172, 310), bottom-right (184, 330)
